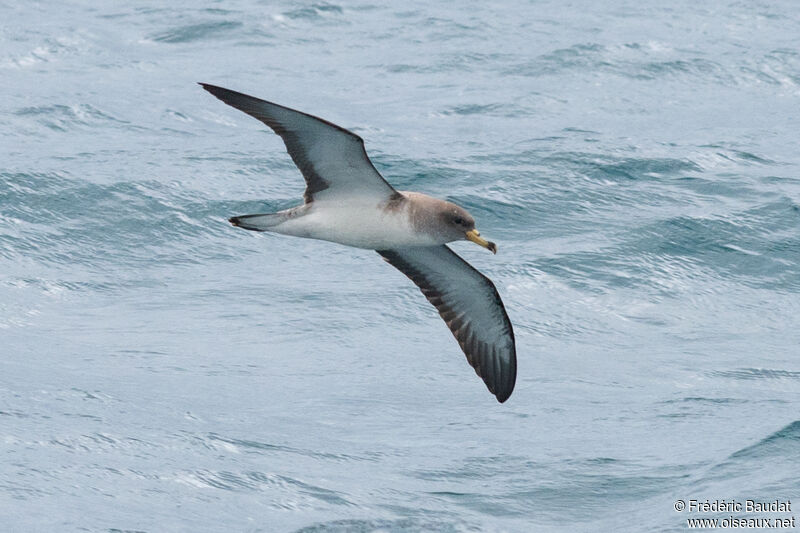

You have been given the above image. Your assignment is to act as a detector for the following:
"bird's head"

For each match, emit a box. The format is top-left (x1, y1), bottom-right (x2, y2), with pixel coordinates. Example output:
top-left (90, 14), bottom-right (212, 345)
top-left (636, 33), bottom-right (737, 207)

top-left (439, 204), bottom-right (497, 254)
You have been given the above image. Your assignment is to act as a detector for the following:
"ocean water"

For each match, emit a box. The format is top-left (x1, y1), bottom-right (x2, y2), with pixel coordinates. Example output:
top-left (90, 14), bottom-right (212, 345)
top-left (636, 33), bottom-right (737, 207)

top-left (2, 0), bottom-right (800, 531)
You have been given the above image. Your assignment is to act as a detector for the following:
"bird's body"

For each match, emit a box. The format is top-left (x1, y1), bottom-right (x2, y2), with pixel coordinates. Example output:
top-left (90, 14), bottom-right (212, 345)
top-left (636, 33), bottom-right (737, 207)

top-left (238, 191), bottom-right (465, 250)
top-left (242, 191), bottom-right (447, 250)
top-left (202, 83), bottom-right (517, 402)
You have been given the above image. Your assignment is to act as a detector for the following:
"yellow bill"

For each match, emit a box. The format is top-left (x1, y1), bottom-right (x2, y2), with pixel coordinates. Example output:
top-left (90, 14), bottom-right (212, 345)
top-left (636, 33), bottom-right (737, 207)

top-left (466, 229), bottom-right (497, 254)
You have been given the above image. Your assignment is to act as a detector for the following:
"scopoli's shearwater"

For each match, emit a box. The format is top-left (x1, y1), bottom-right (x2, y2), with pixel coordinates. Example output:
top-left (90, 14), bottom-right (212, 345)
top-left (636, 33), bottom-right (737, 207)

top-left (201, 83), bottom-right (516, 402)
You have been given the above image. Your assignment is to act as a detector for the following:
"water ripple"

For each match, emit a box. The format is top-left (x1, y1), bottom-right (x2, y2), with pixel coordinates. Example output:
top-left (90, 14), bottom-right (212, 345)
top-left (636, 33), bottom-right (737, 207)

top-left (149, 21), bottom-right (244, 43)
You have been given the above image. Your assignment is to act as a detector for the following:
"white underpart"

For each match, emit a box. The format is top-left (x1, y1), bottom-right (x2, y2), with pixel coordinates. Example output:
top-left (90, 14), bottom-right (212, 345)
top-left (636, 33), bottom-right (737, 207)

top-left (270, 198), bottom-right (441, 250)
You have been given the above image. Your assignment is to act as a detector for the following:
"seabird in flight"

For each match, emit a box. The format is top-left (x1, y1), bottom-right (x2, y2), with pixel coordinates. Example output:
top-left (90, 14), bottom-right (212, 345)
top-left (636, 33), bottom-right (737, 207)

top-left (201, 83), bottom-right (517, 402)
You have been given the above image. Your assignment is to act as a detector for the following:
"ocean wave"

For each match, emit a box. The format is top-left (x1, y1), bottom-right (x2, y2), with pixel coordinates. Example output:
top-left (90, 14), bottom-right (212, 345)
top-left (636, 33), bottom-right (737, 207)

top-left (148, 21), bottom-right (244, 44)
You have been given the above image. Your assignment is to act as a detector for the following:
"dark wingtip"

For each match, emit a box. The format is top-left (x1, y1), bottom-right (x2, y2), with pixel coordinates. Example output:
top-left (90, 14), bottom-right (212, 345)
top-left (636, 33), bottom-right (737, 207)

top-left (199, 83), bottom-right (225, 97)
top-left (229, 216), bottom-right (241, 227)
top-left (492, 360), bottom-right (515, 403)
top-left (495, 389), bottom-right (512, 403)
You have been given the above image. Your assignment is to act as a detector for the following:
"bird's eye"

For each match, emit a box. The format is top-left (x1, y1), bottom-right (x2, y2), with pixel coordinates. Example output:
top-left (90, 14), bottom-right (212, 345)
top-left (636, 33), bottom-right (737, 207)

top-left (453, 216), bottom-right (464, 225)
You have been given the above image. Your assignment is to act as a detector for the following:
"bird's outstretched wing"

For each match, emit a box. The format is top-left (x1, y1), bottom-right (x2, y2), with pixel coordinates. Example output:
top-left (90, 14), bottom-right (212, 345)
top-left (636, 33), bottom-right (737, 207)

top-left (200, 83), bottom-right (398, 204)
top-left (377, 246), bottom-right (516, 402)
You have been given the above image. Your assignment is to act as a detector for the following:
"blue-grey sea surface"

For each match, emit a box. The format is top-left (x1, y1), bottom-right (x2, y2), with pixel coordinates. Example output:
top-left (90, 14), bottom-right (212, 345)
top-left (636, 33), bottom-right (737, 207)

top-left (2, 1), bottom-right (800, 531)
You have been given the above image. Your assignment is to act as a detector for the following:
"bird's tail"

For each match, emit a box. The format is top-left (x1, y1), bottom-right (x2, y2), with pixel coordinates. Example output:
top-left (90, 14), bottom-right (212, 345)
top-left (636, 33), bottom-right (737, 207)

top-left (229, 212), bottom-right (290, 232)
